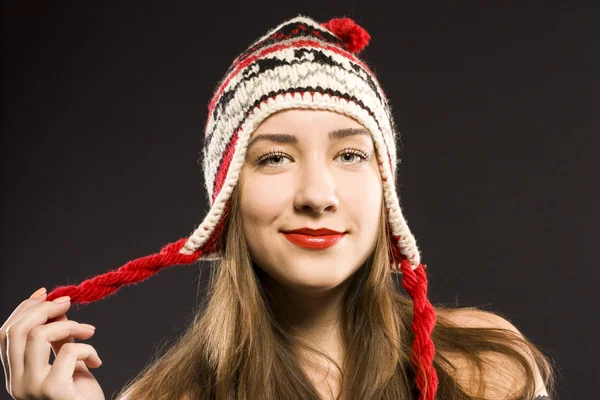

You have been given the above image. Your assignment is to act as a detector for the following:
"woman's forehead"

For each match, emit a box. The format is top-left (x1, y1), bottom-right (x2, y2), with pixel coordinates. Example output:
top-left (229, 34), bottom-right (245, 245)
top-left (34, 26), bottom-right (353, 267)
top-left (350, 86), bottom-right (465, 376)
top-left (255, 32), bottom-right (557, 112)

top-left (249, 109), bottom-right (372, 144)
top-left (254, 109), bottom-right (364, 131)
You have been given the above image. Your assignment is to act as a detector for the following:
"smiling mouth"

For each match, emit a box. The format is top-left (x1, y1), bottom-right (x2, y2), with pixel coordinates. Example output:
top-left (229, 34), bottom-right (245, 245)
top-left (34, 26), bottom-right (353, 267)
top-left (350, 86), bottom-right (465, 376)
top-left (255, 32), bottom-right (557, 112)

top-left (281, 232), bottom-right (346, 249)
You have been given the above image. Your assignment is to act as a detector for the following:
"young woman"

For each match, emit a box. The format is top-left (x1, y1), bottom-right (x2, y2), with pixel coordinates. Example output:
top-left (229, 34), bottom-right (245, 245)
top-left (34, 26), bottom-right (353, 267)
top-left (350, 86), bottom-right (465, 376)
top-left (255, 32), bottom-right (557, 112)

top-left (1, 15), bottom-right (555, 400)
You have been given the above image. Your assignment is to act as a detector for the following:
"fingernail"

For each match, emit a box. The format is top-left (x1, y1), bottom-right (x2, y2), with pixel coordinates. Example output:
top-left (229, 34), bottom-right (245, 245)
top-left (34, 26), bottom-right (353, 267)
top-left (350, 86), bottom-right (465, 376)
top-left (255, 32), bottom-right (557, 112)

top-left (30, 287), bottom-right (47, 299)
top-left (52, 296), bottom-right (71, 303)
top-left (80, 323), bottom-right (96, 330)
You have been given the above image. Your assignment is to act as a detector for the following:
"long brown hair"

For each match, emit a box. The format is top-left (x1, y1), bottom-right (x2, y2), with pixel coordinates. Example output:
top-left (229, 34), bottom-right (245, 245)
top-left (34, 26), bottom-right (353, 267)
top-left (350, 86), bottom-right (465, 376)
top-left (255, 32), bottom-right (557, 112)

top-left (116, 182), bottom-right (556, 399)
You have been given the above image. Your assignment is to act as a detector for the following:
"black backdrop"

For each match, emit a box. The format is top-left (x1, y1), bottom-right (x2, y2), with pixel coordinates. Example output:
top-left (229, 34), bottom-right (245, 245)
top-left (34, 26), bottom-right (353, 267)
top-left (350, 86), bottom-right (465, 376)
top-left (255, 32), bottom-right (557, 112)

top-left (2, 2), bottom-right (598, 399)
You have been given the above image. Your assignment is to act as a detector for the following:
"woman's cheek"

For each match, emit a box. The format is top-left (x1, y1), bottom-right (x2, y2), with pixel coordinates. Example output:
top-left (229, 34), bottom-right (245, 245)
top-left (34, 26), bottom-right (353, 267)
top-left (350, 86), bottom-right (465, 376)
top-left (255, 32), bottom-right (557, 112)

top-left (247, 174), bottom-right (292, 210)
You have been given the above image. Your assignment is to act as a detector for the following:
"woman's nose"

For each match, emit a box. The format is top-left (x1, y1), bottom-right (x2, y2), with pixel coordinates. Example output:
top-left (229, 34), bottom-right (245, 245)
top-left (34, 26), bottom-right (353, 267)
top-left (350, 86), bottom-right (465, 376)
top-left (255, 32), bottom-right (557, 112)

top-left (293, 160), bottom-right (339, 214)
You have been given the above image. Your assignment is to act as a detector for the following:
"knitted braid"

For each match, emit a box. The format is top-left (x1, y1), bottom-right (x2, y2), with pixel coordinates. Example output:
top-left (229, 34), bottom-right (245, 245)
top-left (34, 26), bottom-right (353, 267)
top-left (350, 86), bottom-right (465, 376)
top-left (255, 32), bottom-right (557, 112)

top-left (45, 200), bottom-right (232, 307)
top-left (400, 260), bottom-right (438, 400)
top-left (45, 238), bottom-right (202, 308)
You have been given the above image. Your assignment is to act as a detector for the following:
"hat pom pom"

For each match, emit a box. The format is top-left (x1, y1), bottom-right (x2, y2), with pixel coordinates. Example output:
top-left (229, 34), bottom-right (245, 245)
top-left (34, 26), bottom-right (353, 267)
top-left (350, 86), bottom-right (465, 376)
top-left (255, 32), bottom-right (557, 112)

top-left (321, 17), bottom-right (371, 54)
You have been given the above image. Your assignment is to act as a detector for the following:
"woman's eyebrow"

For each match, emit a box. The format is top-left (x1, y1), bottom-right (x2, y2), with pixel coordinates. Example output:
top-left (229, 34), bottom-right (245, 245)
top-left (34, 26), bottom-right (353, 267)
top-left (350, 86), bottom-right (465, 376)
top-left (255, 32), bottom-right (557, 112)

top-left (247, 128), bottom-right (370, 152)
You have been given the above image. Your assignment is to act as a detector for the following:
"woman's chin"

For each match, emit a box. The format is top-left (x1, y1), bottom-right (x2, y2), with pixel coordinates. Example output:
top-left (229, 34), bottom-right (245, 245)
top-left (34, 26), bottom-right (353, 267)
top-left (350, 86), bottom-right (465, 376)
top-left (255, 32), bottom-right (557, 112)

top-left (252, 255), bottom-right (359, 293)
top-left (281, 269), bottom-right (353, 292)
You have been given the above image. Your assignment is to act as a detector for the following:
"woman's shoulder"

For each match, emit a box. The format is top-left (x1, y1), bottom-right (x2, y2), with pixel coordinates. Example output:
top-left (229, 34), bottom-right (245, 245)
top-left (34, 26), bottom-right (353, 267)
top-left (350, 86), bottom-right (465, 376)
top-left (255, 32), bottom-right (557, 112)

top-left (437, 307), bottom-right (550, 398)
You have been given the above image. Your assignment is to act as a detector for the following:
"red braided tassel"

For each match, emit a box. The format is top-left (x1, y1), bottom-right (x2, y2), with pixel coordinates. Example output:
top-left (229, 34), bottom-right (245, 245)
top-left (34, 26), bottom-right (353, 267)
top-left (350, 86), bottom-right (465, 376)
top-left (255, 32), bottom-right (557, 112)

top-left (46, 238), bottom-right (202, 307)
top-left (400, 260), bottom-right (438, 400)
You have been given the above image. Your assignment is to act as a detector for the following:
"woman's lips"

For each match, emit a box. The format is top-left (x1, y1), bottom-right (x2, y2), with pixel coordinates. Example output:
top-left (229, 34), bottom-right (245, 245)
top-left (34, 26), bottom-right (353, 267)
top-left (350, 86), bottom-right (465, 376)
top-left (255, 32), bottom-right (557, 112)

top-left (281, 233), bottom-right (346, 249)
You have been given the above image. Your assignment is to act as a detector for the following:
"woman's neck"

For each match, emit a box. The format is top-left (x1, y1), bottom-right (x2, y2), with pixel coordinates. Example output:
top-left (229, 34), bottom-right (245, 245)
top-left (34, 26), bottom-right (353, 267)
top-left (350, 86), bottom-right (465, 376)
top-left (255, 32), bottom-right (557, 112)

top-left (259, 272), bottom-right (352, 399)
top-left (261, 271), bottom-right (350, 363)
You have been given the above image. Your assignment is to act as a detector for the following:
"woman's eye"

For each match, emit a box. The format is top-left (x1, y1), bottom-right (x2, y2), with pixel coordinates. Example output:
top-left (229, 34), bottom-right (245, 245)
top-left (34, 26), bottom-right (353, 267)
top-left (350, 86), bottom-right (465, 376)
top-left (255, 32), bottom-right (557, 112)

top-left (336, 148), bottom-right (371, 164)
top-left (256, 150), bottom-right (291, 167)
top-left (339, 152), bottom-right (363, 163)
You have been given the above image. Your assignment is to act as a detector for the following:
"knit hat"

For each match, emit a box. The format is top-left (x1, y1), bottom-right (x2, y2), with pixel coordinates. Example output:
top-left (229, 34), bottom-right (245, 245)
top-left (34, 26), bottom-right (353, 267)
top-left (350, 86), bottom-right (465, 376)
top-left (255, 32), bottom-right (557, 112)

top-left (46, 15), bottom-right (438, 399)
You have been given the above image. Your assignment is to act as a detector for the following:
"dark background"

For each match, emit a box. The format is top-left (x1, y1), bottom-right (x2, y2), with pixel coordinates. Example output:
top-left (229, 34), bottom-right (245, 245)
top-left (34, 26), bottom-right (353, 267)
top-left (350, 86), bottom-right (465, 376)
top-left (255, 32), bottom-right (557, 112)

top-left (2, 2), bottom-right (598, 399)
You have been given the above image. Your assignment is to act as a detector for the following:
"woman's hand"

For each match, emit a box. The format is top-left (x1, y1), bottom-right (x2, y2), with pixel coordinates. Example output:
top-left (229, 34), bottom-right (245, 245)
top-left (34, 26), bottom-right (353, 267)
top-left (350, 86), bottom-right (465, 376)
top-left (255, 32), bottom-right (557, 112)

top-left (0, 288), bottom-right (105, 400)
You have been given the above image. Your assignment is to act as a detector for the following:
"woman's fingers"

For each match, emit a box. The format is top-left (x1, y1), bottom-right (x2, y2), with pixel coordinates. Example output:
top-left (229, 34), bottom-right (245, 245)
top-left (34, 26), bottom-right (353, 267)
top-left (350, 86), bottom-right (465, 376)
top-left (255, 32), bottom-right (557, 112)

top-left (1, 289), bottom-right (103, 399)
top-left (0, 288), bottom-right (48, 390)
top-left (47, 314), bottom-right (96, 375)
top-left (48, 313), bottom-right (76, 357)
top-left (5, 296), bottom-right (72, 380)
top-left (45, 342), bottom-right (102, 383)
top-left (0, 289), bottom-right (48, 337)
top-left (24, 319), bottom-right (96, 378)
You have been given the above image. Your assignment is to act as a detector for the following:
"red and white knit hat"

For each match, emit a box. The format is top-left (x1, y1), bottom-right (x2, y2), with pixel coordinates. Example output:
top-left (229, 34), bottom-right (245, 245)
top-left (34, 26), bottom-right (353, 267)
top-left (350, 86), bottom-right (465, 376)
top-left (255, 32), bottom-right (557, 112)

top-left (47, 15), bottom-right (438, 399)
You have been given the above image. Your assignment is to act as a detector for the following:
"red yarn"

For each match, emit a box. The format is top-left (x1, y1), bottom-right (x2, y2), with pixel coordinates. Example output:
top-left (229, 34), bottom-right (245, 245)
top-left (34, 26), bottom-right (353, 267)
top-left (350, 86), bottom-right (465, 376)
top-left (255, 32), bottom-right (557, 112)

top-left (400, 260), bottom-right (438, 400)
top-left (321, 17), bottom-right (371, 54)
top-left (46, 238), bottom-right (202, 307)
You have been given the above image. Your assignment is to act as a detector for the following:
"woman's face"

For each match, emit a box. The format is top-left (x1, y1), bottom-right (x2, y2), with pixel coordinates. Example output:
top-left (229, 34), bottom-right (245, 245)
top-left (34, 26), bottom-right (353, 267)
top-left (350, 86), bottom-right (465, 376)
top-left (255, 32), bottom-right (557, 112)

top-left (239, 109), bottom-right (383, 292)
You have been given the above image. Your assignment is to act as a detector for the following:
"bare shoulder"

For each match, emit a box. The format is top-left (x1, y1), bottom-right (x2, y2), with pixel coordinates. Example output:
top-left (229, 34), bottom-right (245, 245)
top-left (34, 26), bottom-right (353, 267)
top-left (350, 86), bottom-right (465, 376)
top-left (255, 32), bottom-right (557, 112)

top-left (437, 307), bottom-right (549, 398)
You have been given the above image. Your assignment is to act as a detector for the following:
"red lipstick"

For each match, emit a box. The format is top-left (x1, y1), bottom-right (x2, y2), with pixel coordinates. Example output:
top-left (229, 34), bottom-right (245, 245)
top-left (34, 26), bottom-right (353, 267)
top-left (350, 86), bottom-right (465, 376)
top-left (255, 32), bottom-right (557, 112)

top-left (281, 227), bottom-right (346, 250)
